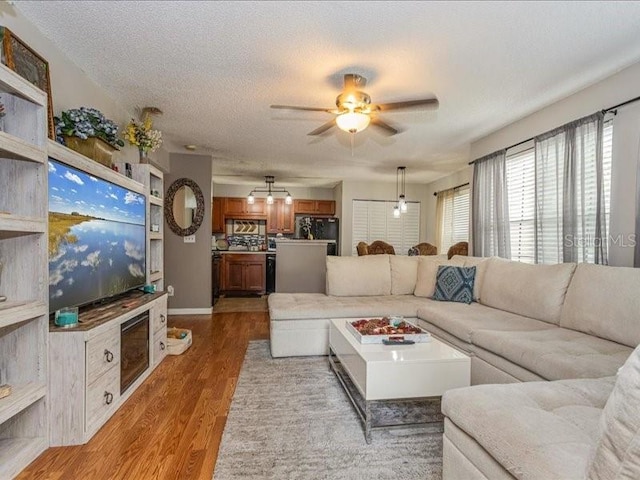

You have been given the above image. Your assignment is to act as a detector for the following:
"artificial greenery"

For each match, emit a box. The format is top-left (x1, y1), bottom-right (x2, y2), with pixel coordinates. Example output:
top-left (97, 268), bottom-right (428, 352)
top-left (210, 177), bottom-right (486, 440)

top-left (55, 107), bottom-right (124, 148)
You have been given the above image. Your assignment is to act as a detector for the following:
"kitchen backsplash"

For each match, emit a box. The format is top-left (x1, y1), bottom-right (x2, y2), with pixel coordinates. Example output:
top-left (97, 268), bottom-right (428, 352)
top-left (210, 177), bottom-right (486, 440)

top-left (226, 234), bottom-right (264, 248)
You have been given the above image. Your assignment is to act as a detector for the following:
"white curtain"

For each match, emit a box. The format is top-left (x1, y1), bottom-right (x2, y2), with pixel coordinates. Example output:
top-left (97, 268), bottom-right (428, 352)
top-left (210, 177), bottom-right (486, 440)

top-left (534, 112), bottom-right (608, 264)
top-left (471, 150), bottom-right (511, 258)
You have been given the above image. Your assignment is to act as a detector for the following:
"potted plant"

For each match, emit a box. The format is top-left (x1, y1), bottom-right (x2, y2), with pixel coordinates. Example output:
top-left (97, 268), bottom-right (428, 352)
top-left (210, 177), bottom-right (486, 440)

top-left (55, 107), bottom-right (124, 167)
top-left (123, 113), bottom-right (163, 161)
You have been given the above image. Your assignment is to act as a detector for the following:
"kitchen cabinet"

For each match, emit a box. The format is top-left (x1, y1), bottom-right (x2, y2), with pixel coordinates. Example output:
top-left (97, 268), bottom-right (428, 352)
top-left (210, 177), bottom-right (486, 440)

top-left (223, 197), bottom-right (266, 217)
top-left (222, 254), bottom-right (266, 293)
top-left (294, 199), bottom-right (336, 216)
top-left (212, 197), bottom-right (224, 233)
top-left (267, 198), bottom-right (295, 234)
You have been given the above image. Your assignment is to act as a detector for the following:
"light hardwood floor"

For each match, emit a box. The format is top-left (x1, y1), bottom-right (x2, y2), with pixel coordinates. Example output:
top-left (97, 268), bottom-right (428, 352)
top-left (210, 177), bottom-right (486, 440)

top-left (18, 311), bottom-right (270, 480)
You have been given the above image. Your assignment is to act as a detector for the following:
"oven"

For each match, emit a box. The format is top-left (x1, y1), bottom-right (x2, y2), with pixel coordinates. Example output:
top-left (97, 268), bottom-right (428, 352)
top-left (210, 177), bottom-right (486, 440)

top-left (120, 312), bottom-right (149, 394)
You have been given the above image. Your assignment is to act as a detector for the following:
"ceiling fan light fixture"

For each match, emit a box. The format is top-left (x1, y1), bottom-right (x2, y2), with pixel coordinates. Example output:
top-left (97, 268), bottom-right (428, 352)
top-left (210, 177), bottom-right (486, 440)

top-left (336, 111), bottom-right (370, 134)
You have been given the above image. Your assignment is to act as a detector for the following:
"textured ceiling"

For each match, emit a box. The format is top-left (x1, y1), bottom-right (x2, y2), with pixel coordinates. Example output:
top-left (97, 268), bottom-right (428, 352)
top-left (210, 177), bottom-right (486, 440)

top-left (16, 1), bottom-right (640, 186)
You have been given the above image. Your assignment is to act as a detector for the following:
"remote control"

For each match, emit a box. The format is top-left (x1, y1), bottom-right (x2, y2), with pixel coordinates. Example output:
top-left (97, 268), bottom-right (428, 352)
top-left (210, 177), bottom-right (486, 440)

top-left (382, 339), bottom-right (415, 345)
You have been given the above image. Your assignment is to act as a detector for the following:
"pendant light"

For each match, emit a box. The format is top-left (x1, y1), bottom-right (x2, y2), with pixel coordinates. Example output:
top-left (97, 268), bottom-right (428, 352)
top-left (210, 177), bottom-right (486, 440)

top-left (399, 166), bottom-right (407, 213)
top-left (246, 176), bottom-right (292, 205)
top-left (394, 166), bottom-right (407, 216)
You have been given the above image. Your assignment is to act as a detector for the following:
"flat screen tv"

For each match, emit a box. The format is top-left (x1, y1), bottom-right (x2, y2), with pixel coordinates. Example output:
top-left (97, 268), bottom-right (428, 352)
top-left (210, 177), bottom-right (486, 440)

top-left (48, 158), bottom-right (146, 313)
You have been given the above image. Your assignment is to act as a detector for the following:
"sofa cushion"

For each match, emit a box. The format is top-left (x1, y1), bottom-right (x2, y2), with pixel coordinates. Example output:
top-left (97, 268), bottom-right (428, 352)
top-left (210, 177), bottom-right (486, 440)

top-left (442, 376), bottom-right (615, 480)
top-left (472, 328), bottom-right (633, 381)
top-left (587, 344), bottom-right (640, 479)
top-left (389, 255), bottom-right (419, 295)
top-left (480, 257), bottom-right (576, 324)
top-left (268, 293), bottom-right (427, 320)
top-left (560, 263), bottom-right (640, 348)
top-left (433, 265), bottom-right (476, 304)
top-left (414, 255), bottom-right (465, 297)
top-left (416, 301), bottom-right (555, 344)
top-left (326, 255), bottom-right (391, 296)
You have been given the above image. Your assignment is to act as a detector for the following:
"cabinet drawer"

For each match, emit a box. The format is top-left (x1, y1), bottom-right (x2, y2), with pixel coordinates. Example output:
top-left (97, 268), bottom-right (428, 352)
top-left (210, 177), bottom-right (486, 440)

top-left (85, 364), bottom-right (119, 432)
top-left (153, 330), bottom-right (167, 366)
top-left (152, 308), bottom-right (167, 334)
top-left (86, 327), bottom-right (120, 385)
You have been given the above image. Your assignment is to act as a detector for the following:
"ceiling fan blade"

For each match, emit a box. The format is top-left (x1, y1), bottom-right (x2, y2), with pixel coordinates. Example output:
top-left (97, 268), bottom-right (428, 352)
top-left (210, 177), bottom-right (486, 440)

top-left (370, 117), bottom-right (400, 136)
top-left (372, 98), bottom-right (439, 112)
top-left (271, 105), bottom-right (334, 112)
top-left (307, 119), bottom-right (336, 136)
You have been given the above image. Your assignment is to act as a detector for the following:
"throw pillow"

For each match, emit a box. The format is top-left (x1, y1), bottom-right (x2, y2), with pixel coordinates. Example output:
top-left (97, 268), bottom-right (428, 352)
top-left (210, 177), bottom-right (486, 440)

top-left (432, 265), bottom-right (476, 304)
top-left (414, 256), bottom-right (465, 297)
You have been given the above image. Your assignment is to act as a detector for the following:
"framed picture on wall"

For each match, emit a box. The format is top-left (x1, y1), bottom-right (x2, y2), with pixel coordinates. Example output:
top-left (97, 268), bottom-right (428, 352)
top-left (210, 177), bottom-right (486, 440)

top-left (0, 27), bottom-right (55, 139)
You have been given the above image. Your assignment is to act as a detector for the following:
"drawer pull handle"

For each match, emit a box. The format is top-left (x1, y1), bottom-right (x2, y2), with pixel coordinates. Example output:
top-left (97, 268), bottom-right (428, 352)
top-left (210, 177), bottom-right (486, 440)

top-left (104, 349), bottom-right (114, 363)
top-left (160, 314), bottom-right (166, 324)
top-left (160, 341), bottom-right (166, 351)
top-left (104, 391), bottom-right (114, 405)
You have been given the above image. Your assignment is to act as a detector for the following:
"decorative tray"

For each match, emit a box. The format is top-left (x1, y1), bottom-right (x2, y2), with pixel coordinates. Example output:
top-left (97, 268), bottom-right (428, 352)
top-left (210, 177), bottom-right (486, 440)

top-left (346, 317), bottom-right (431, 344)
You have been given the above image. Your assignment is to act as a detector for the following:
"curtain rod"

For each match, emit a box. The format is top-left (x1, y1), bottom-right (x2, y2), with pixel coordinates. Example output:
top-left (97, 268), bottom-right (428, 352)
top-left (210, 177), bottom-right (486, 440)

top-left (468, 94), bottom-right (640, 166)
top-left (433, 182), bottom-right (469, 196)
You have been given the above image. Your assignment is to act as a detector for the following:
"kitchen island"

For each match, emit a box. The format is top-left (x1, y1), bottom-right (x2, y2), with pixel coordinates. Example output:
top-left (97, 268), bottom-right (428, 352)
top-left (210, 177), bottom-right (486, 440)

top-left (275, 239), bottom-right (333, 293)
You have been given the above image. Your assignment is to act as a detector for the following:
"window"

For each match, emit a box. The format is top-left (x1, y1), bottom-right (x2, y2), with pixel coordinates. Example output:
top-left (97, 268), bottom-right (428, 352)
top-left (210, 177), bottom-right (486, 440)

top-left (438, 185), bottom-right (470, 253)
top-left (352, 200), bottom-right (420, 255)
top-left (506, 147), bottom-right (535, 263)
top-left (504, 120), bottom-right (613, 264)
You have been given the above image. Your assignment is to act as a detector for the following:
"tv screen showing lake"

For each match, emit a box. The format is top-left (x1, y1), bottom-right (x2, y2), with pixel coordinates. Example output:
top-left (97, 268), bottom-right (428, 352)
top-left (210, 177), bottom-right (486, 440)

top-left (48, 159), bottom-right (146, 312)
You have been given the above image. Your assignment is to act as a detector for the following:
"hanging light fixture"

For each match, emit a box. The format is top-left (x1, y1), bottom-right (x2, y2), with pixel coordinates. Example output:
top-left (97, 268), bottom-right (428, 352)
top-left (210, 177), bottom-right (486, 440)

top-left (246, 176), bottom-right (292, 205)
top-left (399, 166), bottom-right (407, 213)
top-left (393, 166), bottom-right (408, 216)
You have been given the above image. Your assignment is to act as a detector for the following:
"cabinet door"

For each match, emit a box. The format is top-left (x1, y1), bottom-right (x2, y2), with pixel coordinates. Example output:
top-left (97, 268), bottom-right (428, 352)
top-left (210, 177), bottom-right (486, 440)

top-left (244, 262), bottom-right (265, 292)
top-left (266, 200), bottom-right (279, 234)
top-left (280, 201), bottom-right (295, 233)
top-left (224, 197), bottom-right (246, 215)
top-left (294, 199), bottom-right (316, 214)
top-left (315, 200), bottom-right (335, 215)
top-left (247, 198), bottom-right (266, 215)
top-left (212, 197), bottom-right (224, 232)
top-left (225, 261), bottom-right (244, 290)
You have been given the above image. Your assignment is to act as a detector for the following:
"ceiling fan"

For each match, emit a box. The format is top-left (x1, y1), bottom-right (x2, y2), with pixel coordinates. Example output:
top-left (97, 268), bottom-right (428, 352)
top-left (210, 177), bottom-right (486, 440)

top-left (271, 74), bottom-right (439, 136)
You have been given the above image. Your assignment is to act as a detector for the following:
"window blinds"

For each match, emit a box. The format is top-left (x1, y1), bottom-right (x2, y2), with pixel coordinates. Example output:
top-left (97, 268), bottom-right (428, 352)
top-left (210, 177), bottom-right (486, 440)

top-left (439, 186), bottom-right (470, 253)
top-left (504, 119), bottom-right (613, 264)
top-left (351, 200), bottom-right (420, 255)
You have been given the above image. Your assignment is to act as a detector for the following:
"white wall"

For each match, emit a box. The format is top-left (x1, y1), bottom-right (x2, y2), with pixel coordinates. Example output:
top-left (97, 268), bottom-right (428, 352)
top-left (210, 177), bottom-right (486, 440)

top-left (340, 180), bottom-right (429, 256)
top-left (3, 3), bottom-right (168, 165)
top-left (423, 167), bottom-right (472, 248)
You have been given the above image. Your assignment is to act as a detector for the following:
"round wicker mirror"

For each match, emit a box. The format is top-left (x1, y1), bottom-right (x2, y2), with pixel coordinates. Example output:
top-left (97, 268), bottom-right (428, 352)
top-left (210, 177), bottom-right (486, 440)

top-left (164, 178), bottom-right (205, 236)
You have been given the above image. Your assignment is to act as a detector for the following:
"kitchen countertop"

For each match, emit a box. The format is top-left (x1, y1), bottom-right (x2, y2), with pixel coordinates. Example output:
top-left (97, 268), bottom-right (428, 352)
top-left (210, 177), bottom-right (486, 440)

top-left (213, 250), bottom-right (273, 254)
top-left (275, 239), bottom-right (335, 244)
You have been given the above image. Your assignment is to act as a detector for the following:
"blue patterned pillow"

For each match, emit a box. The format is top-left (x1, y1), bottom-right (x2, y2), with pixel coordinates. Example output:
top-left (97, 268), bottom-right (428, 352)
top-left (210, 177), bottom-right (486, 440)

top-left (433, 265), bottom-right (476, 304)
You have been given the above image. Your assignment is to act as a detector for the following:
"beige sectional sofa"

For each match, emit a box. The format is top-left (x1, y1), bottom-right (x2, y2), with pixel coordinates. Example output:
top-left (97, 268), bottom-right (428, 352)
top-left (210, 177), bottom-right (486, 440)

top-left (268, 254), bottom-right (640, 479)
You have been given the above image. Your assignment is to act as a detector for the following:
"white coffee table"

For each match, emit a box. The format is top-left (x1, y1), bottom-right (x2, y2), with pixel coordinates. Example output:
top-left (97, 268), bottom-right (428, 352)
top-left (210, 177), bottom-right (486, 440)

top-left (328, 318), bottom-right (470, 443)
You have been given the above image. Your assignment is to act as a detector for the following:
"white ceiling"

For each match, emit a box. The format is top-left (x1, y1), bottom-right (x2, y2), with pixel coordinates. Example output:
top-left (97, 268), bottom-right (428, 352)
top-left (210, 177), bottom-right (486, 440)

top-left (16, 1), bottom-right (640, 187)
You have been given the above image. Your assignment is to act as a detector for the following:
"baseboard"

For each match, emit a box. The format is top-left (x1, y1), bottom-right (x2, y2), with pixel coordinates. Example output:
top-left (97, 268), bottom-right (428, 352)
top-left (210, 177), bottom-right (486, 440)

top-left (168, 307), bottom-right (213, 315)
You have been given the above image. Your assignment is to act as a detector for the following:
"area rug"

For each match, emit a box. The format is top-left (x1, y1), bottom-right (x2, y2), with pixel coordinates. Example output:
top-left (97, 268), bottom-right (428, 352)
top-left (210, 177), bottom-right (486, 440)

top-left (212, 296), bottom-right (268, 313)
top-left (213, 340), bottom-right (443, 480)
